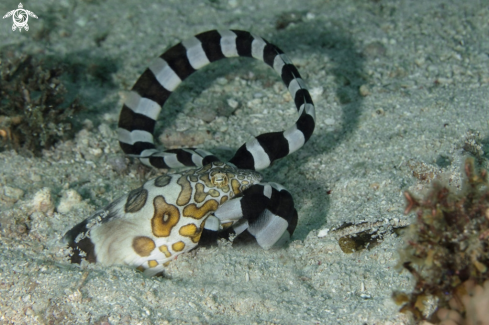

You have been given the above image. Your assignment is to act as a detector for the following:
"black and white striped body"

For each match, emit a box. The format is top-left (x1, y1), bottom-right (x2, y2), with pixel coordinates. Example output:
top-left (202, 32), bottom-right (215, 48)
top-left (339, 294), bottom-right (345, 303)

top-left (64, 30), bottom-right (315, 275)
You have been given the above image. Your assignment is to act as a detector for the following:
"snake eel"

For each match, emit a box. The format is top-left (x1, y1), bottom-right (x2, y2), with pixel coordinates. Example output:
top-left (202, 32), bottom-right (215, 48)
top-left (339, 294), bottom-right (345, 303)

top-left (64, 30), bottom-right (316, 276)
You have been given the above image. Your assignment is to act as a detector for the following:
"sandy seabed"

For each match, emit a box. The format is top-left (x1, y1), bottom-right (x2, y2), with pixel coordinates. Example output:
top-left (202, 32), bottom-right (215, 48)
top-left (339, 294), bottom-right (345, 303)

top-left (1, 0), bottom-right (489, 324)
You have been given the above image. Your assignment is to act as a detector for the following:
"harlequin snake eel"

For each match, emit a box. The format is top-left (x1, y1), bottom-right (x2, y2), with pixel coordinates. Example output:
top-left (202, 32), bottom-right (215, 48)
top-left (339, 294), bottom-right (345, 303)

top-left (64, 30), bottom-right (316, 276)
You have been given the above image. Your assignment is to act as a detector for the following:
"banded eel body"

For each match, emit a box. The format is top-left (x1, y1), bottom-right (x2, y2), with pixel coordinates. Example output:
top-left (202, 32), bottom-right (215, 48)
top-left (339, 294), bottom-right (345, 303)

top-left (64, 30), bottom-right (316, 276)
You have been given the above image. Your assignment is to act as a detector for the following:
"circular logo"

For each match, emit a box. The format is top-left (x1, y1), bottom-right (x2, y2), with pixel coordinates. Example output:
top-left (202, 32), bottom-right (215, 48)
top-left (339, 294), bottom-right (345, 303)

top-left (13, 9), bottom-right (28, 28)
top-left (3, 3), bottom-right (38, 32)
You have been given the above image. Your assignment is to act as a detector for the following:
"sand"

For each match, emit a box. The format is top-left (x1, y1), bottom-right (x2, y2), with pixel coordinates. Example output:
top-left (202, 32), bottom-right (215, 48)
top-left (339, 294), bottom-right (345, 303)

top-left (1, 0), bottom-right (488, 324)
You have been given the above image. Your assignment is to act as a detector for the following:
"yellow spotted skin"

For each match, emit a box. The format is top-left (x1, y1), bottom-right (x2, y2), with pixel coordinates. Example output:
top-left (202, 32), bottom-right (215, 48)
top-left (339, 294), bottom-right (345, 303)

top-left (84, 162), bottom-right (261, 276)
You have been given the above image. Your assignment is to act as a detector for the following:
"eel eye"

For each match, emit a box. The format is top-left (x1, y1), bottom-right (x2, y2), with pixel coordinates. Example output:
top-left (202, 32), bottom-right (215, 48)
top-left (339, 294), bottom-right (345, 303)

top-left (211, 173), bottom-right (228, 187)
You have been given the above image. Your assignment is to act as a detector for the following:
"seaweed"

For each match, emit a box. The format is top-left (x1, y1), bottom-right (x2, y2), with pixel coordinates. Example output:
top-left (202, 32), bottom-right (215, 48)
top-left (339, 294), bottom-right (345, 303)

top-left (0, 52), bottom-right (85, 154)
top-left (393, 158), bottom-right (489, 323)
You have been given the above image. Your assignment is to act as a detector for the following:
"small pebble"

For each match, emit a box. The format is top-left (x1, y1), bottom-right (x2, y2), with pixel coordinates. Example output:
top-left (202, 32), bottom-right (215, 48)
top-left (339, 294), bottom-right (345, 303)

top-left (273, 82), bottom-right (284, 94)
top-left (88, 147), bottom-right (103, 158)
top-left (415, 57), bottom-right (425, 67)
top-left (98, 123), bottom-right (113, 138)
top-left (76, 17), bottom-right (87, 27)
top-left (107, 156), bottom-right (128, 172)
top-left (219, 124), bottom-right (228, 132)
top-left (306, 12), bottom-right (315, 20)
top-left (363, 41), bottom-right (386, 58)
top-left (82, 119), bottom-right (94, 130)
top-left (2, 186), bottom-right (24, 203)
top-left (324, 118), bottom-right (335, 126)
top-left (217, 77), bottom-right (227, 85)
top-left (31, 188), bottom-right (55, 216)
top-left (317, 228), bottom-right (330, 237)
top-left (309, 87), bottom-right (324, 101)
top-left (359, 85), bottom-right (370, 96)
top-left (227, 98), bottom-right (239, 109)
top-left (30, 173), bottom-right (42, 182)
top-left (57, 189), bottom-right (83, 213)
top-left (247, 98), bottom-right (262, 108)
